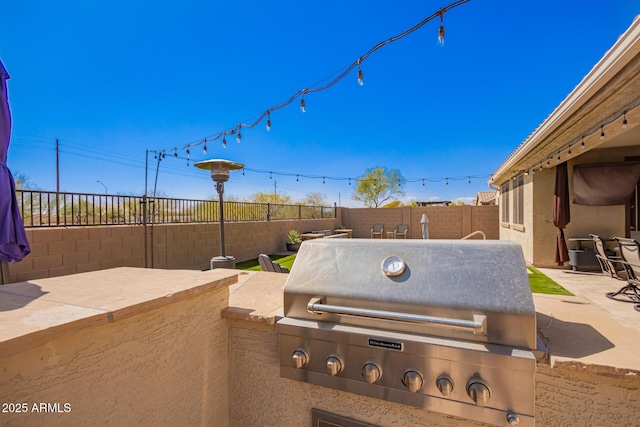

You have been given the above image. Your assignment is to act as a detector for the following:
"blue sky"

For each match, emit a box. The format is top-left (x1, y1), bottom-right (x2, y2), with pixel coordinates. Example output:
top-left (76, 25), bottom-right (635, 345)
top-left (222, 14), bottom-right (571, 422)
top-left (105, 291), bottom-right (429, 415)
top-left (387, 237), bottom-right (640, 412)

top-left (1, 1), bottom-right (637, 207)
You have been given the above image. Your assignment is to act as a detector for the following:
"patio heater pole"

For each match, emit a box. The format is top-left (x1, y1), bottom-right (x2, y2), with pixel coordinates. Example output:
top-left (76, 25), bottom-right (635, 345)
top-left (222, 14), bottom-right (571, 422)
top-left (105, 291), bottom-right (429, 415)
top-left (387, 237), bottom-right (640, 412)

top-left (195, 159), bottom-right (245, 270)
top-left (216, 181), bottom-right (226, 257)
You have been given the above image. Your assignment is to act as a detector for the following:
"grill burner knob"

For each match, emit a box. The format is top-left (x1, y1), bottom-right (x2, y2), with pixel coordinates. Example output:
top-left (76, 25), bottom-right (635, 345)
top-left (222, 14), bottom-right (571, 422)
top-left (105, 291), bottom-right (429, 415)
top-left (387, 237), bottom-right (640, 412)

top-left (507, 413), bottom-right (520, 426)
top-left (326, 356), bottom-right (343, 376)
top-left (291, 349), bottom-right (308, 369)
top-left (362, 363), bottom-right (382, 384)
top-left (467, 381), bottom-right (491, 406)
top-left (402, 370), bottom-right (423, 393)
top-left (436, 375), bottom-right (454, 396)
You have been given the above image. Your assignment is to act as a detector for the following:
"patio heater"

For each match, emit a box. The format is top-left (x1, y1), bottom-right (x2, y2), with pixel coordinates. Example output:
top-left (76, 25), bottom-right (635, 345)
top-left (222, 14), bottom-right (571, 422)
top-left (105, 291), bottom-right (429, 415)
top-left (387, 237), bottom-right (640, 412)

top-left (194, 159), bottom-right (245, 269)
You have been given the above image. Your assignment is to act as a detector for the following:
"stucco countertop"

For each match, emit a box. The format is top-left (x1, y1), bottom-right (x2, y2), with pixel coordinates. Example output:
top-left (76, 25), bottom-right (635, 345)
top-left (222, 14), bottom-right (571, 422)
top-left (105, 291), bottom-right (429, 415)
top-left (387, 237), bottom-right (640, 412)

top-left (224, 272), bottom-right (640, 378)
top-left (0, 267), bottom-right (238, 358)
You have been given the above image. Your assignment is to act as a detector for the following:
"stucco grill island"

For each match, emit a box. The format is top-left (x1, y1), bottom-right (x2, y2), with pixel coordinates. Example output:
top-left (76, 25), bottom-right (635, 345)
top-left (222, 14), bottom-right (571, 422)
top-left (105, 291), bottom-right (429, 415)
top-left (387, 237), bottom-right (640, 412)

top-left (277, 238), bottom-right (543, 427)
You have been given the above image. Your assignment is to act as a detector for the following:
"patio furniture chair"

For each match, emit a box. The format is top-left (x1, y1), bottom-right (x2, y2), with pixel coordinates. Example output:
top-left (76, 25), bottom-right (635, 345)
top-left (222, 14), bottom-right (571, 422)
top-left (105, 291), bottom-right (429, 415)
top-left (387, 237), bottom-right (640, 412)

top-left (590, 234), bottom-right (625, 280)
top-left (371, 224), bottom-right (384, 239)
top-left (258, 254), bottom-right (290, 274)
top-left (605, 238), bottom-right (640, 302)
top-left (394, 224), bottom-right (409, 239)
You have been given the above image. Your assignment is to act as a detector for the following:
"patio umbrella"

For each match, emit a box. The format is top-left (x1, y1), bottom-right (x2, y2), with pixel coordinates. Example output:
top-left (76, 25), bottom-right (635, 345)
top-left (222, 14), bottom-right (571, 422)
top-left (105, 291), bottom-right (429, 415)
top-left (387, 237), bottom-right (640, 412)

top-left (553, 162), bottom-right (570, 266)
top-left (0, 59), bottom-right (30, 282)
top-left (420, 213), bottom-right (430, 239)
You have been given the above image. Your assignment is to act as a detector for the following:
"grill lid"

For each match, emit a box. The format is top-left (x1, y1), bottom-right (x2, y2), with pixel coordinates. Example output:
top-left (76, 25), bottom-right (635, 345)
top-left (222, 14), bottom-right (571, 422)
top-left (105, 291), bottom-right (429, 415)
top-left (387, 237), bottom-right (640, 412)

top-left (283, 239), bottom-right (536, 349)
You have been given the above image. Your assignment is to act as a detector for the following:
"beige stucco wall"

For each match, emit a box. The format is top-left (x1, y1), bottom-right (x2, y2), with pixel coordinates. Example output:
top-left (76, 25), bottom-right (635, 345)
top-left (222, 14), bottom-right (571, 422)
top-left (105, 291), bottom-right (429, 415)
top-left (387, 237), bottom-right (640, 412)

top-left (0, 282), bottom-right (230, 427)
top-left (227, 319), bottom-right (640, 427)
top-left (500, 145), bottom-right (640, 267)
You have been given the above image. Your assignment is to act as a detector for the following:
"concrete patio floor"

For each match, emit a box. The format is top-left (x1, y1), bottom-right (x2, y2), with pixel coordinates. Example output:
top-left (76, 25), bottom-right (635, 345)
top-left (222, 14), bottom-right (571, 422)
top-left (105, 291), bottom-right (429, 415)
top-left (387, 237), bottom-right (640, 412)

top-left (537, 267), bottom-right (640, 335)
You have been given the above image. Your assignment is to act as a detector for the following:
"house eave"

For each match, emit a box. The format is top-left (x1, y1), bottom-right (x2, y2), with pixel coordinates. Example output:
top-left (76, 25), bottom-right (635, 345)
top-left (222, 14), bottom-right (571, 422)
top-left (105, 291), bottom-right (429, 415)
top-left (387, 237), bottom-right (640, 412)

top-left (490, 15), bottom-right (640, 186)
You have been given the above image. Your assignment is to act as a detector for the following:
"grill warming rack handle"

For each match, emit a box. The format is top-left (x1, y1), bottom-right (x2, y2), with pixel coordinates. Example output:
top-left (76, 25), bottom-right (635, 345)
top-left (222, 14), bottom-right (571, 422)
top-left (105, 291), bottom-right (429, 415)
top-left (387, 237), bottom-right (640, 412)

top-left (307, 298), bottom-right (487, 335)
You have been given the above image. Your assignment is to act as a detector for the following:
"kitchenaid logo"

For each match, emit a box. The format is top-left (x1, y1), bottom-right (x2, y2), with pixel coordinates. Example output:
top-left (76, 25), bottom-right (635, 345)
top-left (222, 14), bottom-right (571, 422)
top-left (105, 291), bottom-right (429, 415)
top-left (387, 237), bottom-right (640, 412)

top-left (368, 338), bottom-right (403, 351)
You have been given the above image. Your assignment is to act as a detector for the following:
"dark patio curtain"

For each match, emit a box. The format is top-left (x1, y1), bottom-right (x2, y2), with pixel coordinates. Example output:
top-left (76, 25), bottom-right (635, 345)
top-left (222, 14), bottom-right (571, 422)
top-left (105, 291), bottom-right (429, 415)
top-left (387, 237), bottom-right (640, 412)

top-left (553, 162), bottom-right (570, 265)
top-left (573, 162), bottom-right (640, 206)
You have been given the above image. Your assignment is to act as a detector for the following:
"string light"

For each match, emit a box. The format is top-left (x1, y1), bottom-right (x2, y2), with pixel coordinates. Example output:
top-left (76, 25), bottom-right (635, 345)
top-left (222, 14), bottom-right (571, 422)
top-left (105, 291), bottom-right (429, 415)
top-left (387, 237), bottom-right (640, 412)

top-left (437, 9), bottom-right (446, 46)
top-left (222, 133), bottom-right (227, 148)
top-left (150, 0), bottom-right (470, 159)
top-left (600, 125), bottom-right (605, 140)
top-left (236, 126), bottom-right (242, 143)
top-left (623, 111), bottom-right (628, 129)
top-left (203, 139), bottom-right (207, 154)
top-left (581, 136), bottom-right (585, 150)
top-left (300, 90), bottom-right (307, 113)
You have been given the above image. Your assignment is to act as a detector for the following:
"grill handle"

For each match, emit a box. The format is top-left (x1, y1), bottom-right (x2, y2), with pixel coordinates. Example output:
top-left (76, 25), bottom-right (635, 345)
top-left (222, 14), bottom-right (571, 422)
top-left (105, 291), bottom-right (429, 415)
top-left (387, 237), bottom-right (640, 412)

top-left (307, 298), bottom-right (487, 335)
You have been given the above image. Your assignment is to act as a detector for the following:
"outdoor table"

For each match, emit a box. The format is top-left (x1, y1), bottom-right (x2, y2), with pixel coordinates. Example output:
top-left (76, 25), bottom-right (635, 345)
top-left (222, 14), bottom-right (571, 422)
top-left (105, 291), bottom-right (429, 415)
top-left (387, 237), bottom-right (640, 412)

top-left (568, 237), bottom-right (599, 271)
top-left (386, 231), bottom-right (395, 239)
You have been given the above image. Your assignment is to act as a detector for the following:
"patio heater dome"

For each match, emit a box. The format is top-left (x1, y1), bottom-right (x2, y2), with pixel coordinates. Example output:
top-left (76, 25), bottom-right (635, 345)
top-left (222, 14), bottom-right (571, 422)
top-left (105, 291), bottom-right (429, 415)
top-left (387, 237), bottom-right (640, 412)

top-left (195, 159), bottom-right (244, 182)
top-left (194, 159), bottom-right (245, 270)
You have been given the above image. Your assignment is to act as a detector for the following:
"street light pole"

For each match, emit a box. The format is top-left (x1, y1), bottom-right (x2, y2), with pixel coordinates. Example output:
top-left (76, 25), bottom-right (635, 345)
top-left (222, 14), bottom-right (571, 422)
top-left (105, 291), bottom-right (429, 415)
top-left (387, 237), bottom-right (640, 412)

top-left (96, 180), bottom-right (107, 194)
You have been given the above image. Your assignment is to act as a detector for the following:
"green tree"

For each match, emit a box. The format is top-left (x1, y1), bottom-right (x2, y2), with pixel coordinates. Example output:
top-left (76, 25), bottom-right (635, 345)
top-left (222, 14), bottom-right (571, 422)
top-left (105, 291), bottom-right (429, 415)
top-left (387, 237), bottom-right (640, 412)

top-left (300, 192), bottom-right (327, 206)
top-left (352, 167), bottom-right (405, 208)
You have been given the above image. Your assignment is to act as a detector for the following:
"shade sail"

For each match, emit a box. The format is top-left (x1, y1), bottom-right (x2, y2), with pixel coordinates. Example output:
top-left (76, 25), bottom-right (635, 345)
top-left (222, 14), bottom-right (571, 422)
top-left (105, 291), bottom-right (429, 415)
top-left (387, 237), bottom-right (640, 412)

top-left (573, 162), bottom-right (640, 206)
top-left (553, 162), bottom-right (570, 265)
top-left (0, 59), bottom-right (30, 264)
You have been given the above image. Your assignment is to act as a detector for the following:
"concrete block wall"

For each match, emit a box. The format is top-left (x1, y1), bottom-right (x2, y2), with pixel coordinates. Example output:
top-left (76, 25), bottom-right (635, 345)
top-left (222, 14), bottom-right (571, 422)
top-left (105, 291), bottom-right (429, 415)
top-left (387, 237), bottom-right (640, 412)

top-left (6, 206), bottom-right (497, 283)
top-left (7, 219), bottom-right (338, 282)
top-left (340, 205), bottom-right (498, 240)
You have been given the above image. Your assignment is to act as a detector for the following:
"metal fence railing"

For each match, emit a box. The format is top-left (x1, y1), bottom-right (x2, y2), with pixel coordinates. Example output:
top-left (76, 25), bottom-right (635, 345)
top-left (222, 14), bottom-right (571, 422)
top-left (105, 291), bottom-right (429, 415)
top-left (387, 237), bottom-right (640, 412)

top-left (16, 190), bottom-right (336, 227)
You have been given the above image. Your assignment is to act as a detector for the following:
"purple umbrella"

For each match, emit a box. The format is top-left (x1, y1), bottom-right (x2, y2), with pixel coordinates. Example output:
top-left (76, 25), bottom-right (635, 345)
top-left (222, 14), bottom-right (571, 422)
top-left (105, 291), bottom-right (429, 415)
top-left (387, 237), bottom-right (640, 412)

top-left (0, 59), bottom-right (30, 269)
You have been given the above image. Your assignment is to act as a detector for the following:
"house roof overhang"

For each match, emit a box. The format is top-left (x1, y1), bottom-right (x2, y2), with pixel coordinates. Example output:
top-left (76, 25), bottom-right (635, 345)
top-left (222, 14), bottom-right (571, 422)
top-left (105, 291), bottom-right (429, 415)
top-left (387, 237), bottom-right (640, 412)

top-left (490, 15), bottom-right (640, 187)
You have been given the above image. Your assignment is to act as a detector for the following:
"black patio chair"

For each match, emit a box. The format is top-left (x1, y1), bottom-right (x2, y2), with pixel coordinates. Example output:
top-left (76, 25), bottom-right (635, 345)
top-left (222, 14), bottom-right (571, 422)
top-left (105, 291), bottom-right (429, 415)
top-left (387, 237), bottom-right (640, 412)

top-left (606, 237), bottom-right (640, 303)
top-left (590, 234), bottom-right (625, 280)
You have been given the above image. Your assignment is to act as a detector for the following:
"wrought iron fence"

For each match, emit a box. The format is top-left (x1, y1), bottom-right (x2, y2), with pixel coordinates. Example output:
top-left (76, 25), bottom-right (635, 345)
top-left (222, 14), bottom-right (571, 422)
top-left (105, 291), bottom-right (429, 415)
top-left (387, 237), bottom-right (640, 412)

top-left (16, 190), bottom-right (336, 227)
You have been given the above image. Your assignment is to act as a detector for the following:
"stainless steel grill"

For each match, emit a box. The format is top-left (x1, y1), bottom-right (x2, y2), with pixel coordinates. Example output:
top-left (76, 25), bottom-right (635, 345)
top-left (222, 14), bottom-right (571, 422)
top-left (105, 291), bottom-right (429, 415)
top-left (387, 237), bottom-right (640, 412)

top-left (277, 239), bottom-right (540, 427)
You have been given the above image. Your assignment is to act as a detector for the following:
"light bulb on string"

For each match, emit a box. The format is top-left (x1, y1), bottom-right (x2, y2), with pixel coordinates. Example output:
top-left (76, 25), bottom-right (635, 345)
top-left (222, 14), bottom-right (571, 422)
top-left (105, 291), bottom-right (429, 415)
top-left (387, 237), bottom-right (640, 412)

top-left (623, 111), bottom-right (628, 129)
top-left (581, 136), bottom-right (585, 150)
top-left (236, 127), bottom-right (242, 143)
top-left (445, 178), bottom-right (449, 186)
top-left (422, 179), bottom-right (425, 187)
top-left (269, 172), bottom-right (272, 180)
top-left (300, 97), bottom-right (306, 113)
top-left (468, 176), bottom-right (471, 184)
top-left (174, 148), bottom-right (178, 157)
top-left (357, 66), bottom-right (364, 86)
top-left (296, 175), bottom-right (299, 182)
top-left (437, 9), bottom-right (445, 46)
top-left (266, 111), bottom-right (271, 131)
top-left (222, 133), bottom-right (227, 148)
top-left (242, 168), bottom-right (245, 176)
top-left (600, 125), bottom-right (605, 141)
top-left (323, 177), bottom-right (325, 184)
top-left (186, 146), bottom-right (190, 158)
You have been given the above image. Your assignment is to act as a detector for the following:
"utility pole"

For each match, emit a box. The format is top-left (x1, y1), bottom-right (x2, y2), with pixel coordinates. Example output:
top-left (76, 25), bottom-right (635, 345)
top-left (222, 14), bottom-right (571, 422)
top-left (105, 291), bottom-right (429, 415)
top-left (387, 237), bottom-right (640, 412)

top-left (56, 139), bottom-right (60, 225)
top-left (274, 180), bottom-right (277, 198)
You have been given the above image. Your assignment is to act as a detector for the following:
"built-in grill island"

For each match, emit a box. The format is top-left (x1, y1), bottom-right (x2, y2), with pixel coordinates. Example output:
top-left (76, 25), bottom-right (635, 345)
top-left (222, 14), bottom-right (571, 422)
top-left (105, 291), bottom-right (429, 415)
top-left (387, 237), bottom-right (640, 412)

top-left (277, 239), bottom-right (541, 427)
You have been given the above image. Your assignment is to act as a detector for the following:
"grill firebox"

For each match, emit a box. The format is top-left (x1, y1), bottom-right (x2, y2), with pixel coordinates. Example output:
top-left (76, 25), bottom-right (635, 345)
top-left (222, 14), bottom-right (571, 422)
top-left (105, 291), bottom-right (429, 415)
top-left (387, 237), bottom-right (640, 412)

top-left (277, 239), bottom-right (540, 427)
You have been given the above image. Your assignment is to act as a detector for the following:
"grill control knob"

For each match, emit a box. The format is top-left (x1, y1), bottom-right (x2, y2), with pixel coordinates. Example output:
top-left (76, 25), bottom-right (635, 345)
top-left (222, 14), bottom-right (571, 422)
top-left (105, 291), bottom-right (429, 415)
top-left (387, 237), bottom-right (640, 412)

top-left (467, 381), bottom-right (491, 406)
top-left (362, 363), bottom-right (382, 384)
top-left (402, 370), bottom-right (424, 393)
top-left (436, 375), bottom-right (454, 396)
top-left (326, 356), bottom-right (343, 376)
top-left (291, 349), bottom-right (308, 369)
